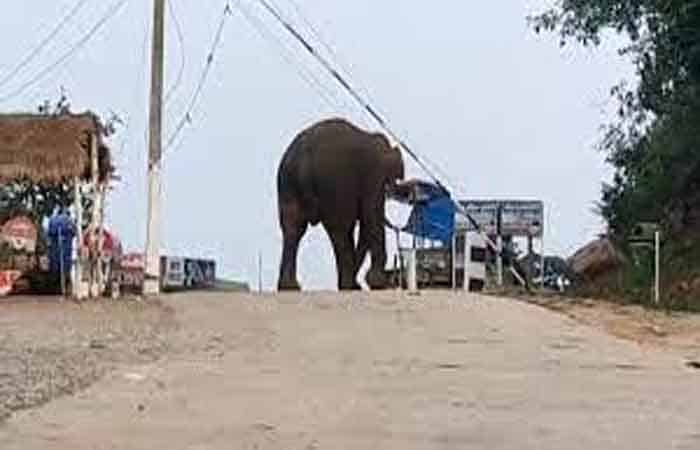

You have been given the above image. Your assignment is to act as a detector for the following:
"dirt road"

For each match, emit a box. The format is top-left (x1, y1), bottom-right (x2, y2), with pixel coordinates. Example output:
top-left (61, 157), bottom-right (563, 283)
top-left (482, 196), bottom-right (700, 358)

top-left (2, 291), bottom-right (700, 449)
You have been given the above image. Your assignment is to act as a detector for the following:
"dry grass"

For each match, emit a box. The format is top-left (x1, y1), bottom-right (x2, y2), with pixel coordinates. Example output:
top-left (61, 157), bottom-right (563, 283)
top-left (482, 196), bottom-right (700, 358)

top-left (0, 113), bottom-right (111, 184)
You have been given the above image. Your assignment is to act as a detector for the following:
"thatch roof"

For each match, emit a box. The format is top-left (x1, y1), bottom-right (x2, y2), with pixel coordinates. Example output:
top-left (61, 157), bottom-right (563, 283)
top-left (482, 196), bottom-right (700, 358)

top-left (0, 112), bottom-right (113, 184)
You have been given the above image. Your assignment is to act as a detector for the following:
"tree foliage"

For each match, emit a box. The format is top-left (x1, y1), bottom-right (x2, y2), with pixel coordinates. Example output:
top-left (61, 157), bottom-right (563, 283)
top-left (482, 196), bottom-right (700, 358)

top-left (531, 1), bottom-right (700, 235)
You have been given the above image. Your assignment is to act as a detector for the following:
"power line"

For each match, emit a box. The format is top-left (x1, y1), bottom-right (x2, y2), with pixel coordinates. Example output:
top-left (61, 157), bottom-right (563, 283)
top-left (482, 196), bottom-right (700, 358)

top-left (278, 0), bottom-right (463, 194)
top-left (234, 1), bottom-right (352, 113)
top-left (254, 0), bottom-right (447, 193)
top-left (254, 0), bottom-right (526, 284)
top-left (165, 3), bottom-right (233, 151)
top-left (0, 0), bottom-right (90, 90)
top-left (164, 0), bottom-right (186, 106)
top-left (0, 0), bottom-right (128, 104)
top-left (280, 0), bottom-right (376, 113)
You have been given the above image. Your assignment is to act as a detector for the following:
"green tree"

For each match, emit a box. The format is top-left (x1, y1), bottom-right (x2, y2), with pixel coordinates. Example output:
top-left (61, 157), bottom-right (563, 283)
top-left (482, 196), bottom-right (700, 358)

top-left (531, 1), bottom-right (700, 236)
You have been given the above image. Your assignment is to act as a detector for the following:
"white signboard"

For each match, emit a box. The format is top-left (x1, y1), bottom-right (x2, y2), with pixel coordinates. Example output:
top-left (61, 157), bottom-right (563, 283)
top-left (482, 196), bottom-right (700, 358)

top-left (456, 201), bottom-right (499, 234)
top-left (456, 200), bottom-right (544, 237)
top-left (501, 200), bottom-right (544, 237)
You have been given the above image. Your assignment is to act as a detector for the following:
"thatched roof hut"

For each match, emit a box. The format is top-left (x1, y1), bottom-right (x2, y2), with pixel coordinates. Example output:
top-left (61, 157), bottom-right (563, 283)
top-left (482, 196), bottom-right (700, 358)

top-left (0, 112), bottom-right (113, 184)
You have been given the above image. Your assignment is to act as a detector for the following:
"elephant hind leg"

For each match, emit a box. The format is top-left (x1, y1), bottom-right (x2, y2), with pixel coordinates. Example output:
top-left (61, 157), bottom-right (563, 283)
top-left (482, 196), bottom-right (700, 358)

top-left (278, 198), bottom-right (308, 291)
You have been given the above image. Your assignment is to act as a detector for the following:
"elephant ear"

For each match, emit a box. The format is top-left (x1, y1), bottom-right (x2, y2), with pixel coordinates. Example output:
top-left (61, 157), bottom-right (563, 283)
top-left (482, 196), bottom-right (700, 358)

top-left (371, 133), bottom-right (392, 153)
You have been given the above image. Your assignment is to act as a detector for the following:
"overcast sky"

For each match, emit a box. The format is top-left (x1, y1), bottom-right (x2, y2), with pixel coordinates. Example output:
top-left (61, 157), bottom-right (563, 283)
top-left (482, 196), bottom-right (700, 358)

top-left (0, 0), bottom-right (634, 289)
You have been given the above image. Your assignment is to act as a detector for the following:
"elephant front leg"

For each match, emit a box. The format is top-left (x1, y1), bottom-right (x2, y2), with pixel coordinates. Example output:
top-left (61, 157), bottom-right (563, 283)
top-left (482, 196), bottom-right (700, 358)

top-left (327, 227), bottom-right (361, 291)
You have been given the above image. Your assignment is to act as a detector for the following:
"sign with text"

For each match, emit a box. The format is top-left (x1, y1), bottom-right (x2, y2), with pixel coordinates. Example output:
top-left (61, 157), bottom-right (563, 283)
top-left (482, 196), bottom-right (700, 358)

top-left (500, 200), bottom-right (544, 237)
top-left (456, 200), bottom-right (544, 237)
top-left (456, 201), bottom-right (499, 235)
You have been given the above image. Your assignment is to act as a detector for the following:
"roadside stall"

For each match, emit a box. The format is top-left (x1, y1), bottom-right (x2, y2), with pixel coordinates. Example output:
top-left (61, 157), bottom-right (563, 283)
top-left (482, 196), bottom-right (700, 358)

top-left (0, 112), bottom-right (114, 299)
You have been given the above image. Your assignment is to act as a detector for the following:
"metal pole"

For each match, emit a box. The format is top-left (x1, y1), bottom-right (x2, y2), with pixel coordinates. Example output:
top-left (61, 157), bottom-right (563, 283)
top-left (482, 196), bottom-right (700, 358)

top-left (541, 236), bottom-right (546, 290)
top-left (654, 231), bottom-right (660, 305)
top-left (144, 0), bottom-right (166, 296)
top-left (496, 235), bottom-right (504, 287)
top-left (541, 205), bottom-right (546, 290)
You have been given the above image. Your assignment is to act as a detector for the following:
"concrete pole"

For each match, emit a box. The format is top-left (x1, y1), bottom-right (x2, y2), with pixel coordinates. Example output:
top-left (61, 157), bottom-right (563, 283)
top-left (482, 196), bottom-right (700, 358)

top-left (144, 0), bottom-right (166, 296)
top-left (406, 249), bottom-right (417, 294)
top-left (464, 232), bottom-right (470, 292)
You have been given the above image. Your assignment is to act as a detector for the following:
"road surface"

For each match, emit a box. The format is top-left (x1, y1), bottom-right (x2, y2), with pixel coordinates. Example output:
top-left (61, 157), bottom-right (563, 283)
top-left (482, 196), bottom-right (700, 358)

top-left (1, 291), bottom-right (699, 449)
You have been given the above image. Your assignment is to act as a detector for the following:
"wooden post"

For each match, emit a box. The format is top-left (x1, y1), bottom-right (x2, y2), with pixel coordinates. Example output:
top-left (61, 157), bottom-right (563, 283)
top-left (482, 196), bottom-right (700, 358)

top-left (73, 179), bottom-right (86, 300)
top-left (144, 0), bottom-right (166, 296)
top-left (89, 132), bottom-right (102, 298)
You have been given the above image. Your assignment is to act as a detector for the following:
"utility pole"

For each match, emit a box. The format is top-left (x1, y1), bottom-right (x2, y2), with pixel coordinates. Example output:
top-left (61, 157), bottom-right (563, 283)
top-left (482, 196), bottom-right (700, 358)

top-left (144, 0), bottom-right (166, 296)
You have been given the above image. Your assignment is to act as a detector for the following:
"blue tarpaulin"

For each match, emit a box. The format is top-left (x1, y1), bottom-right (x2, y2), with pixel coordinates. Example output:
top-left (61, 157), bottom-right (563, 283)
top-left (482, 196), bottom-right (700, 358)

top-left (391, 180), bottom-right (456, 244)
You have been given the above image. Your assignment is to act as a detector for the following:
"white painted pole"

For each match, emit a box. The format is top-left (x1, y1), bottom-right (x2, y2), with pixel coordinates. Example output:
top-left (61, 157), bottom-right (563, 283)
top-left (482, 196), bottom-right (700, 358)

top-left (144, 0), bottom-right (166, 296)
top-left (463, 232), bottom-right (470, 292)
top-left (406, 249), bottom-right (417, 293)
top-left (451, 234), bottom-right (456, 290)
top-left (655, 231), bottom-right (660, 305)
top-left (89, 133), bottom-right (101, 298)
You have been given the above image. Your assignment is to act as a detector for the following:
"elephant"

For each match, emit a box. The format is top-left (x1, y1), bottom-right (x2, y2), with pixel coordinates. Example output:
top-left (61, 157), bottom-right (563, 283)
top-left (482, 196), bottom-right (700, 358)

top-left (276, 118), bottom-right (405, 291)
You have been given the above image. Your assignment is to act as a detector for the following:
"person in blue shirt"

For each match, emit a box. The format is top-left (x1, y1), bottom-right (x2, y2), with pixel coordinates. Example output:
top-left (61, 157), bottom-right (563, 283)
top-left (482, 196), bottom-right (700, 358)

top-left (47, 208), bottom-right (76, 294)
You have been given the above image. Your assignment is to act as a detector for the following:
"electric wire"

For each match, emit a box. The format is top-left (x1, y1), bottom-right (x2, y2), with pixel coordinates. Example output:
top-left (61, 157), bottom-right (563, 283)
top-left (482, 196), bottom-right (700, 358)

top-left (0, 0), bottom-right (90, 90)
top-left (278, 0), bottom-right (463, 194)
top-left (0, 0), bottom-right (128, 104)
top-left (165, 3), bottom-right (233, 151)
top-left (254, 0), bottom-right (523, 280)
top-left (255, 0), bottom-right (447, 192)
top-left (164, 0), bottom-right (187, 106)
top-left (279, 0), bottom-right (377, 116)
top-left (234, 1), bottom-right (351, 113)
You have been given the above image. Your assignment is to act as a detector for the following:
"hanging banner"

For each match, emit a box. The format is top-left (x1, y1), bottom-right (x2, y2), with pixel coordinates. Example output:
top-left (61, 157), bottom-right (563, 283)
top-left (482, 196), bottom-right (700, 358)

top-left (183, 258), bottom-right (216, 289)
top-left (1, 216), bottom-right (38, 252)
top-left (0, 270), bottom-right (22, 297)
top-left (112, 254), bottom-right (216, 292)
top-left (161, 256), bottom-right (186, 289)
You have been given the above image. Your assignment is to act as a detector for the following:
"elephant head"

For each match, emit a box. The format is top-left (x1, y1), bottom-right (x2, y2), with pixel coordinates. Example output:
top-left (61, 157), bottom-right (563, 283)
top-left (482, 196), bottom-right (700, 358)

top-left (373, 133), bottom-right (405, 193)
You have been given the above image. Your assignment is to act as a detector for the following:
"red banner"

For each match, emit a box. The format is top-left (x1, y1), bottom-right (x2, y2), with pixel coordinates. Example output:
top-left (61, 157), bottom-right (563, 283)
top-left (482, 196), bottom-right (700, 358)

top-left (0, 271), bottom-right (22, 297)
